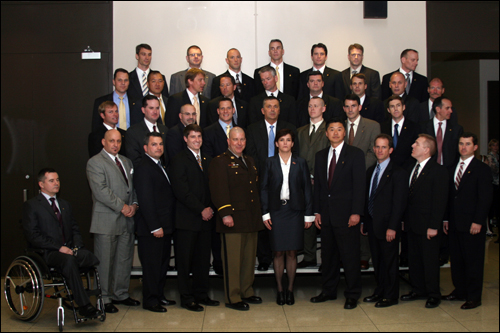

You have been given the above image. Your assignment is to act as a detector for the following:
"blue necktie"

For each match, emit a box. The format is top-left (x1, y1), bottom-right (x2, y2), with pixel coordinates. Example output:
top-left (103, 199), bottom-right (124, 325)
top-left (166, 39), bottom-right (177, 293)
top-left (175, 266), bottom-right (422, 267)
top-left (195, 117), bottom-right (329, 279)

top-left (368, 164), bottom-right (381, 217)
top-left (268, 125), bottom-right (275, 157)
top-left (393, 124), bottom-right (399, 148)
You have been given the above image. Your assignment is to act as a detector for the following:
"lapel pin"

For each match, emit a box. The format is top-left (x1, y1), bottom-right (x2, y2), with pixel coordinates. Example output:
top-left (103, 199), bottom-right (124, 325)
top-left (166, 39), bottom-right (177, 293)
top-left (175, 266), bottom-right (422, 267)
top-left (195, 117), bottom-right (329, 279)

top-left (289, 74), bottom-right (292, 77)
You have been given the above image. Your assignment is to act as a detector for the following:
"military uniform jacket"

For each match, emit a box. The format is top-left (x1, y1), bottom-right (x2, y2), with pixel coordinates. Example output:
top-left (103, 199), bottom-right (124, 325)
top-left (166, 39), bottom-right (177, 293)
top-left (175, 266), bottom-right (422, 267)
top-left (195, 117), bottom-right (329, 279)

top-left (208, 150), bottom-right (264, 234)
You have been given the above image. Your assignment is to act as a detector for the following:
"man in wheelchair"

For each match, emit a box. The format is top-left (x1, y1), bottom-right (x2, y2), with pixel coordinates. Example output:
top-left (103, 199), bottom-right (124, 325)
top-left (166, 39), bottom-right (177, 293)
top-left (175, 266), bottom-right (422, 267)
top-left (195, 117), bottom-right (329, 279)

top-left (22, 168), bottom-right (101, 318)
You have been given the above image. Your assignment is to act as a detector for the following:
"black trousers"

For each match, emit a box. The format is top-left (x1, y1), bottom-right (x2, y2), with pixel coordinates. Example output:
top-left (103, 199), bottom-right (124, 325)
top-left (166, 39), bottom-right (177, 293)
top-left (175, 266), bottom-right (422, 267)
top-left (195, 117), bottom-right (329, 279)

top-left (449, 229), bottom-right (486, 301)
top-left (257, 228), bottom-right (273, 265)
top-left (137, 233), bottom-right (172, 307)
top-left (368, 233), bottom-right (400, 300)
top-left (45, 248), bottom-right (100, 306)
top-left (321, 224), bottom-right (361, 300)
top-left (407, 230), bottom-right (441, 298)
top-left (176, 229), bottom-right (211, 305)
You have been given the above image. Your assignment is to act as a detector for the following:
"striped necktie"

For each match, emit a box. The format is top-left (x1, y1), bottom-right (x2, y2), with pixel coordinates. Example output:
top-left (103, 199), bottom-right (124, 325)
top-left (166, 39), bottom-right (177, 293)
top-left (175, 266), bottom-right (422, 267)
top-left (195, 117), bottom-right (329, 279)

top-left (142, 72), bottom-right (149, 96)
top-left (455, 162), bottom-right (464, 189)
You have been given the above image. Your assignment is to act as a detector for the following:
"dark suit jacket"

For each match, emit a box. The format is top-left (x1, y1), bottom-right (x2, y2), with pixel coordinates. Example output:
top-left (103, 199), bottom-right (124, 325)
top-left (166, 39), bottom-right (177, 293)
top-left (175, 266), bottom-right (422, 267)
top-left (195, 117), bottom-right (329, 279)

top-left (245, 119), bottom-right (298, 178)
top-left (360, 96), bottom-right (385, 124)
top-left (211, 70), bottom-right (255, 103)
top-left (128, 68), bottom-right (169, 103)
top-left (88, 124), bottom-right (127, 158)
top-left (404, 160), bottom-right (448, 235)
top-left (381, 70), bottom-right (429, 103)
top-left (381, 118), bottom-right (418, 169)
top-left (447, 158), bottom-right (493, 232)
top-left (202, 121), bottom-right (230, 158)
top-left (339, 65), bottom-right (381, 100)
top-left (254, 63), bottom-right (300, 99)
top-left (22, 194), bottom-right (83, 251)
top-left (298, 66), bottom-right (342, 99)
top-left (313, 144), bottom-right (366, 227)
top-left (421, 119), bottom-right (464, 169)
top-left (248, 91), bottom-right (296, 126)
top-left (165, 90), bottom-right (209, 128)
top-left (133, 156), bottom-right (175, 236)
top-left (260, 155), bottom-right (312, 214)
top-left (296, 94), bottom-right (343, 128)
top-left (165, 122), bottom-right (186, 163)
top-left (364, 161), bottom-right (408, 240)
top-left (207, 96), bottom-right (249, 129)
top-left (91, 93), bottom-right (141, 132)
top-left (125, 120), bottom-right (169, 168)
top-left (170, 149), bottom-right (212, 232)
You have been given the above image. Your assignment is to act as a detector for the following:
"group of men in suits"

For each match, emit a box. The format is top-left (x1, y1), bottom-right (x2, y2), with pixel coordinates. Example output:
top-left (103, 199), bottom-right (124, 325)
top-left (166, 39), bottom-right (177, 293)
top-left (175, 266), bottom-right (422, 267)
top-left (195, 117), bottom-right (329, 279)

top-left (70, 38), bottom-right (494, 315)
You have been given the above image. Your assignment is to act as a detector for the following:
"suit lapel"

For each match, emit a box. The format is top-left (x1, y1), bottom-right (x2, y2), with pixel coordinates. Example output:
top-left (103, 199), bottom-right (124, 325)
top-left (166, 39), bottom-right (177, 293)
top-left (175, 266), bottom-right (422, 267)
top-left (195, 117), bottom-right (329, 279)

top-left (100, 150), bottom-right (129, 187)
top-left (353, 117), bottom-right (366, 146)
top-left (374, 162), bottom-right (392, 198)
top-left (342, 70), bottom-right (350, 92)
top-left (412, 161), bottom-right (432, 194)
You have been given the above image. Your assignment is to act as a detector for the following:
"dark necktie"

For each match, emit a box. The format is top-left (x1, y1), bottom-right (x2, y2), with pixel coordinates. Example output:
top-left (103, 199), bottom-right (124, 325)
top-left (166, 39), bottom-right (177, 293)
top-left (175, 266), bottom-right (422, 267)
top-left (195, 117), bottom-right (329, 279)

top-left (310, 124), bottom-right (315, 141)
top-left (393, 124), bottom-right (399, 148)
top-left (368, 164), bottom-right (381, 217)
top-left (153, 125), bottom-right (157, 133)
top-left (115, 157), bottom-right (128, 186)
top-left (436, 122), bottom-right (443, 165)
top-left (328, 149), bottom-right (336, 188)
top-left (406, 73), bottom-right (411, 94)
top-left (235, 73), bottom-right (242, 94)
top-left (50, 198), bottom-right (66, 244)
top-left (409, 163), bottom-right (420, 195)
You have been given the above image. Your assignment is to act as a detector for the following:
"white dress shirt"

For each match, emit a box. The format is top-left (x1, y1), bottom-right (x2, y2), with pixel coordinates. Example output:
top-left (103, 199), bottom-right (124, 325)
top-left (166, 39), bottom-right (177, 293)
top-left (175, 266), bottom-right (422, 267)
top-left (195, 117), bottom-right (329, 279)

top-left (454, 155), bottom-right (474, 183)
top-left (392, 117), bottom-right (405, 136)
top-left (409, 157), bottom-right (431, 186)
top-left (144, 118), bottom-right (158, 133)
top-left (347, 115), bottom-right (361, 139)
top-left (327, 141), bottom-right (344, 179)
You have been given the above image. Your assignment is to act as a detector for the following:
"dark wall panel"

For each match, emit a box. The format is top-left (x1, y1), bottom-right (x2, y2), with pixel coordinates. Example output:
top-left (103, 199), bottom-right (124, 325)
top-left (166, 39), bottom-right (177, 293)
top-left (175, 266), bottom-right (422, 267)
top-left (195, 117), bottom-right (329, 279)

top-left (1, 1), bottom-right (112, 274)
top-left (427, 1), bottom-right (499, 53)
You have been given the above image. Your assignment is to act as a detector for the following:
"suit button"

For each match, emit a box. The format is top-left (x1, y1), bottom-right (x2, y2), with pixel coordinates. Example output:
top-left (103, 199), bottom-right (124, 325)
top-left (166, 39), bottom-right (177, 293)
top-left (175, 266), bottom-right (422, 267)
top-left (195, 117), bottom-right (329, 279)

top-left (328, 195), bottom-right (331, 198)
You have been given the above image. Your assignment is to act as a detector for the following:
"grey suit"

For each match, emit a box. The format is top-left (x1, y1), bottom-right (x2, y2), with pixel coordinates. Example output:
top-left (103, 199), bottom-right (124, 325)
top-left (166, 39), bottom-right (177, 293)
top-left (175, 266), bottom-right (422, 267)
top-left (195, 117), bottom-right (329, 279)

top-left (297, 121), bottom-right (330, 263)
top-left (345, 116), bottom-right (380, 263)
top-left (345, 116), bottom-right (381, 170)
top-left (169, 69), bottom-right (216, 99)
top-left (86, 150), bottom-right (137, 304)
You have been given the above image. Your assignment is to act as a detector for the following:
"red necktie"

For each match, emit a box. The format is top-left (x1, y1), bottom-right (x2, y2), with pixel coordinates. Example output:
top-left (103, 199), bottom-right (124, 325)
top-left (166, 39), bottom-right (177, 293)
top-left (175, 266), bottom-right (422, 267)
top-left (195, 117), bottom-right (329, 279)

top-left (115, 157), bottom-right (129, 186)
top-left (436, 122), bottom-right (443, 165)
top-left (328, 149), bottom-right (336, 188)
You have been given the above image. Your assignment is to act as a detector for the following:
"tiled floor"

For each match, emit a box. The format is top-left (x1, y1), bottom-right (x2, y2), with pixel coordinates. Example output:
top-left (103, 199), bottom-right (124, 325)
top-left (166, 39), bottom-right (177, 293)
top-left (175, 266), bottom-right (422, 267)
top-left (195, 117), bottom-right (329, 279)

top-left (2, 238), bottom-right (498, 332)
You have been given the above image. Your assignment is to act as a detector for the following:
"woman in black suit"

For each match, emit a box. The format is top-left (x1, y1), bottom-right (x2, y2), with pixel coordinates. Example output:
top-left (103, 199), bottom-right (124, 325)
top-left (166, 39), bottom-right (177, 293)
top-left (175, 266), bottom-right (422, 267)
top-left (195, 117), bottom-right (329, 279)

top-left (261, 129), bottom-right (314, 305)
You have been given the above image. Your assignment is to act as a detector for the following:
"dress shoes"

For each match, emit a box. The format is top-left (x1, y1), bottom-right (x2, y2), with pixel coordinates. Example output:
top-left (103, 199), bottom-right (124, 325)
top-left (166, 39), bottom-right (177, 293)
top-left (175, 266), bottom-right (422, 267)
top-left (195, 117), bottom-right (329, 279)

top-left (400, 292), bottom-right (427, 301)
top-left (225, 301), bottom-right (249, 311)
top-left (441, 293), bottom-right (465, 301)
top-left (363, 294), bottom-right (382, 303)
top-left (242, 296), bottom-right (262, 304)
top-left (276, 291), bottom-right (285, 305)
top-left (344, 298), bottom-right (358, 309)
top-left (375, 299), bottom-right (399, 308)
top-left (112, 297), bottom-right (141, 306)
top-left (104, 303), bottom-right (119, 313)
top-left (297, 260), bottom-right (317, 268)
top-left (257, 263), bottom-right (269, 271)
top-left (310, 293), bottom-right (337, 303)
top-left (461, 300), bottom-right (482, 310)
top-left (360, 260), bottom-right (370, 270)
top-left (285, 290), bottom-right (295, 305)
top-left (425, 297), bottom-right (441, 308)
top-left (159, 297), bottom-right (177, 306)
top-left (197, 297), bottom-right (220, 307)
top-left (181, 301), bottom-right (204, 312)
top-left (79, 303), bottom-right (100, 318)
top-left (144, 304), bottom-right (167, 312)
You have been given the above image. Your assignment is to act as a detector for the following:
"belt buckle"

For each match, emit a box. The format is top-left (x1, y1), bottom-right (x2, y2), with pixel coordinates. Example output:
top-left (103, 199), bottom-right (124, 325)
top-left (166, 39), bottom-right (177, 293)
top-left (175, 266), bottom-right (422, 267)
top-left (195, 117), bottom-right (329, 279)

top-left (281, 199), bottom-right (288, 205)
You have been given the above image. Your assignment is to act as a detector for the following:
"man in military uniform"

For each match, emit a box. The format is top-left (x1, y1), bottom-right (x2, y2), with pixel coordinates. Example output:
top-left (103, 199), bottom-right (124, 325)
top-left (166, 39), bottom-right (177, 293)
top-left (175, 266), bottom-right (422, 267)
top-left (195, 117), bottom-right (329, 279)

top-left (208, 127), bottom-right (264, 311)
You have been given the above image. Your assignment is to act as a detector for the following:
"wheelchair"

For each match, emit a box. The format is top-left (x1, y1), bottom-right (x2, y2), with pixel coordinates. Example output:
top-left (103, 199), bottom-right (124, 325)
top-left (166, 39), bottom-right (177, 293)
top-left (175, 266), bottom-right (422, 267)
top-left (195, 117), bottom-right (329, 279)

top-left (4, 249), bottom-right (106, 332)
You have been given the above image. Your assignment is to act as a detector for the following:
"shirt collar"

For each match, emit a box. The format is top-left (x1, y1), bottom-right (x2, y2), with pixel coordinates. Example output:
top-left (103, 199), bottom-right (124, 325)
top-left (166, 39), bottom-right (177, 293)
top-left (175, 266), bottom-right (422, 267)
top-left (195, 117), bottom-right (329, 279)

top-left (41, 192), bottom-right (56, 202)
top-left (349, 115), bottom-right (361, 127)
top-left (392, 116), bottom-right (405, 126)
top-left (310, 92), bottom-right (323, 99)
top-left (312, 65), bottom-right (325, 73)
top-left (311, 118), bottom-right (324, 127)
top-left (331, 141), bottom-right (344, 153)
top-left (144, 118), bottom-right (157, 132)
top-left (103, 123), bottom-right (115, 130)
top-left (146, 153), bottom-right (160, 164)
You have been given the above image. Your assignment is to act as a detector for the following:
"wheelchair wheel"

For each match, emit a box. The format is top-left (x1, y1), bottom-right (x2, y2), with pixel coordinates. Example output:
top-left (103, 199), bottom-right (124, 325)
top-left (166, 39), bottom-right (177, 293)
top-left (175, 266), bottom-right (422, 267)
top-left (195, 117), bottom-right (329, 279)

top-left (4, 256), bottom-right (45, 322)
